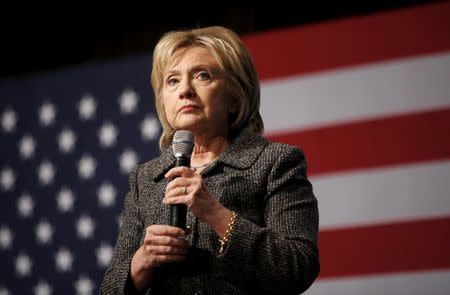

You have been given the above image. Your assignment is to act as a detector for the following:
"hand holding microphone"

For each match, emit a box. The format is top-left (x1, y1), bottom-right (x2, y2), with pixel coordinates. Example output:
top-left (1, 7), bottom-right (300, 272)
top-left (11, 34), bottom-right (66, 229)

top-left (163, 130), bottom-right (223, 227)
top-left (168, 130), bottom-right (194, 229)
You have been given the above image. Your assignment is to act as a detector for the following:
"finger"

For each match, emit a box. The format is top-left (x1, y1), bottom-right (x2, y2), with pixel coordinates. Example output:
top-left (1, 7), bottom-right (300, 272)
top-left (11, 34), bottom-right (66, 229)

top-left (165, 173), bottom-right (203, 196)
top-left (163, 194), bottom-right (191, 206)
top-left (163, 186), bottom-right (184, 200)
top-left (144, 244), bottom-right (190, 255)
top-left (163, 185), bottom-right (192, 204)
top-left (154, 254), bottom-right (187, 265)
top-left (146, 225), bottom-right (187, 237)
top-left (165, 178), bottom-right (189, 195)
top-left (145, 235), bottom-right (190, 248)
top-left (165, 166), bottom-right (194, 179)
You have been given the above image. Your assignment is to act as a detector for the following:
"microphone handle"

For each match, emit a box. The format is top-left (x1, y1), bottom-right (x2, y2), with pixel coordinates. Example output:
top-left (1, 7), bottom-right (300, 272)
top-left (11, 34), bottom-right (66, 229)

top-left (170, 156), bottom-right (190, 229)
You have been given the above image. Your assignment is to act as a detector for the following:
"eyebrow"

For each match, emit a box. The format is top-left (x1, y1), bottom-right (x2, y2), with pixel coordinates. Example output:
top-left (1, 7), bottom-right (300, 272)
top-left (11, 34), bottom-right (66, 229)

top-left (165, 64), bottom-right (218, 76)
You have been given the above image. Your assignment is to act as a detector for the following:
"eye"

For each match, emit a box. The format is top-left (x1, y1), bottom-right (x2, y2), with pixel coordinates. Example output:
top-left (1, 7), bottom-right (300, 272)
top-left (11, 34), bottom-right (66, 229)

top-left (166, 77), bottom-right (179, 86)
top-left (196, 71), bottom-right (211, 80)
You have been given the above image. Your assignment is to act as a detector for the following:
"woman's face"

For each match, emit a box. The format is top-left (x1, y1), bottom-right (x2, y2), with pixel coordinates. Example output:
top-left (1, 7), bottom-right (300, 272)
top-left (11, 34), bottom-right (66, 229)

top-left (162, 46), bottom-right (232, 137)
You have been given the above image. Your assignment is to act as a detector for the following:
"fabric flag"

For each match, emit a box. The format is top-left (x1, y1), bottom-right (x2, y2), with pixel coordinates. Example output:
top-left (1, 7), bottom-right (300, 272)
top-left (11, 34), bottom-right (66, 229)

top-left (0, 57), bottom-right (161, 294)
top-left (1, 2), bottom-right (450, 294)
top-left (242, 2), bottom-right (450, 294)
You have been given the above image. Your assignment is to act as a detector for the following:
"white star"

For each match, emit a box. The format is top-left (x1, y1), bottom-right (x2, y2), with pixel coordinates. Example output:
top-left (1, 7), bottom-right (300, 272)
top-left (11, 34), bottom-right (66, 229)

top-left (0, 226), bottom-right (13, 250)
top-left (57, 187), bottom-right (75, 213)
top-left (74, 275), bottom-right (94, 295)
top-left (78, 94), bottom-right (97, 120)
top-left (37, 161), bottom-right (55, 185)
top-left (55, 247), bottom-right (74, 272)
top-left (35, 220), bottom-right (53, 245)
top-left (1, 107), bottom-right (17, 133)
top-left (98, 182), bottom-right (116, 207)
top-left (0, 286), bottom-right (11, 295)
top-left (96, 243), bottom-right (113, 268)
top-left (15, 252), bottom-right (32, 277)
top-left (18, 134), bottom-right (36, 159)
top-left (0, 166), bottom-right (15, 191)
top-left (98, 122), bottom-right (118, 148)
top-left (17, 193), bottom-right (34, 218)
top-left (119, 149), bottom-right (138, 175)
top-left (34, 280), bottom-right (52, 295)
top-left (140, 115), bottom-right (160, 141)
top-left (78, 155), bottom-right (96, 179)
top-left (76, 215), bottom-right (95, 239)
top-left (39, 102), bottom-right (56, 126)
top-left (58, 128), bottom-right (76, 153)
top-left (119, 88), bottom-right (139, 114)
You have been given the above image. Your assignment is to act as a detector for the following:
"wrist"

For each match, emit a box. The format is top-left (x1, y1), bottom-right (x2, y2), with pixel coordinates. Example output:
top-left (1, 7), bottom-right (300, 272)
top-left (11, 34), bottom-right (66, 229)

top-left (203, 202), bottom-right (227, 226)
top-left (130, 246), bottom-right (153, 291)
top-left (204, 205), bottom-right (234, 240)
top-left (218, 210), bottom-right (237, 254)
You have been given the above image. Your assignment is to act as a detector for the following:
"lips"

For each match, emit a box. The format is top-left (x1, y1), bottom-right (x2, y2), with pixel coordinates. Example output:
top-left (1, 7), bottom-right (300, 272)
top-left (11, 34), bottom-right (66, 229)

top-left (178, 104), bottom-right (199, 113)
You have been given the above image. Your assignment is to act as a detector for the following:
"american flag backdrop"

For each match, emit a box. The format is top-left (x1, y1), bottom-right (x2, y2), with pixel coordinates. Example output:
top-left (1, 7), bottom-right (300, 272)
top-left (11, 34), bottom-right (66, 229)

top-left (247, 2), bottom-right (450, 294)
top-left (1, 2), bottom-right (450, 294)
top-left (0, 56), bottom-right (161, 294)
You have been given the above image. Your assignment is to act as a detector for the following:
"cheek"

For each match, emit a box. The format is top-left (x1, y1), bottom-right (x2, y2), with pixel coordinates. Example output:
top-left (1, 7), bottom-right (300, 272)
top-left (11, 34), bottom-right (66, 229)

top-left (162, 94), bottom-right (176, 113)
top-left (164, 105), bottom-right (176, 123)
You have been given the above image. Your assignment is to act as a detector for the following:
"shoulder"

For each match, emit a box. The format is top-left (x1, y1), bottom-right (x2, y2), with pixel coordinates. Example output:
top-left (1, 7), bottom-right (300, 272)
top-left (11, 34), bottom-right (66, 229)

top-left (261, 139), bottom-right (306, 164)
top-left (265, 140), bottom-right (304, 155)
top-left (256, 139), bottom-right (310, 179)
top-left (225, 129), bottom-right (306, 170)
top-left (261, 141), bottom-right (312, 187)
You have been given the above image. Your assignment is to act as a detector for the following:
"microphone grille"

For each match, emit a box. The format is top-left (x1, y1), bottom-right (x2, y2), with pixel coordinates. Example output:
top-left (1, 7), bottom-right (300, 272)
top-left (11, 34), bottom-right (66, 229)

top-left (172, 130), bottom-right (194, 158)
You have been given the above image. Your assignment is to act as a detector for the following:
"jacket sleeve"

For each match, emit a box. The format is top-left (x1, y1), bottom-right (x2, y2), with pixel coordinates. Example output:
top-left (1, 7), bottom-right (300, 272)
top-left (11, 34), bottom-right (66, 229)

top-left (100, 165), bottom-right (148, 294)
top-left (218, 146), bottom-right (320, 294)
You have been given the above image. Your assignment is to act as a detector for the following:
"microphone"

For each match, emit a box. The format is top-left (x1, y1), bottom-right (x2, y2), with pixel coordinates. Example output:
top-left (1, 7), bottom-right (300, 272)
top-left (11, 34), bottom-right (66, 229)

top-left (170, 130), bottom-right (194, 229)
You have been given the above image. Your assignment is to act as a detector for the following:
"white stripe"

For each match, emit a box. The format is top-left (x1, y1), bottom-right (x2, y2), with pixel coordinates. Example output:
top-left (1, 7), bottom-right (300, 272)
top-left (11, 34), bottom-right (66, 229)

top-left (305, 270), bottom-right (450, 295)
top-left (313, 160), bottom-right (450, 229)
top-left (261, 52), bottom-right (450, 134)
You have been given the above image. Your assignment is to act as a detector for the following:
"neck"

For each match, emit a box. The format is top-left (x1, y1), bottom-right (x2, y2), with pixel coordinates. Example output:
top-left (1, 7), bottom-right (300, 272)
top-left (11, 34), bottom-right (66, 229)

top-left (190, 133), bottom-right (229, 166)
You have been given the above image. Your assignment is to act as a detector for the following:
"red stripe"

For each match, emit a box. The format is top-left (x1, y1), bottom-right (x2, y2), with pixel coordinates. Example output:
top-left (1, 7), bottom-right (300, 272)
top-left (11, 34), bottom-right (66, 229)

top-left (243, 2), bottom-right (450, 81)
top-left (266, 108), bottom-right (450, 176)
top-left (318, 216), bottom-right (450, 278)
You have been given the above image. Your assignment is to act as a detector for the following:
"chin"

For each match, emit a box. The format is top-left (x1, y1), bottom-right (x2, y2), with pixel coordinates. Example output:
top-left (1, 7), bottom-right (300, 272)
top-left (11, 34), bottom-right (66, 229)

top-left (172, 117), bottom-right (204, 131)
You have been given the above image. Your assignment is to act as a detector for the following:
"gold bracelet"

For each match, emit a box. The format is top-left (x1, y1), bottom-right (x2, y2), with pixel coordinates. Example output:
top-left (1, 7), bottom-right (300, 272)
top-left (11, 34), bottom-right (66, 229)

top-left (218, 211), bottom-right (237, 254)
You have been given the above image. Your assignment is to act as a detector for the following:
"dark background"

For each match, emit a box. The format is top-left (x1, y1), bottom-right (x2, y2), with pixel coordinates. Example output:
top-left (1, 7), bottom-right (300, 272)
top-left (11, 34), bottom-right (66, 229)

top-left (1, 1), bottom-right (439, 80)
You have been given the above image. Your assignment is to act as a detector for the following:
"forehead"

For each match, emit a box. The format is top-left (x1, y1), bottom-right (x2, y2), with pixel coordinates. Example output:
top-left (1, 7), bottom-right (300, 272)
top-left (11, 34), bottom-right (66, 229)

top-left (167, 46), bottom-right (219, 70)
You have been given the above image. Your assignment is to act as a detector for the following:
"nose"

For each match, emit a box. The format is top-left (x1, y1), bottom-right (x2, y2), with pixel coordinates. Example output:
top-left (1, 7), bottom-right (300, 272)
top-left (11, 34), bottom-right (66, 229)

top-left (178, 78), bottom-right (195, 100)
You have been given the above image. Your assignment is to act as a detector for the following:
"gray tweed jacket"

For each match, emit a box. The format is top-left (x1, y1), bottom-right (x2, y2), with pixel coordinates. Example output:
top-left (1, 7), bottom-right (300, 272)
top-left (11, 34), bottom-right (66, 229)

top-left (100, 128), bottom-right (320, 294)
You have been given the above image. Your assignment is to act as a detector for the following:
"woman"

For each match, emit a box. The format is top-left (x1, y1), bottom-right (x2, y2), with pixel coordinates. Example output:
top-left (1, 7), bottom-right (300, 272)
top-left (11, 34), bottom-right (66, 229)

top-left (101, 26), bottom-right (319, 294)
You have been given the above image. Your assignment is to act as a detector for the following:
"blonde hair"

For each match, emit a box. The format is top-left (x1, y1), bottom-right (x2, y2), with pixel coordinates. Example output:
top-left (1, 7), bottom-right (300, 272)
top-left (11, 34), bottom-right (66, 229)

top-left (151, 26), bottom-right (264, 149)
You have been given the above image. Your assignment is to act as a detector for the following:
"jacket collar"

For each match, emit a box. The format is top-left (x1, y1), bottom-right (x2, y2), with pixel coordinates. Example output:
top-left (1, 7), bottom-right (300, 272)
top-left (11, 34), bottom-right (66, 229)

top-left (216, 127), bottom-right (268, 169)
top-left (151, 127), bottom-right (268, 180)
top-left (150, 148), bottom-right (175, 181)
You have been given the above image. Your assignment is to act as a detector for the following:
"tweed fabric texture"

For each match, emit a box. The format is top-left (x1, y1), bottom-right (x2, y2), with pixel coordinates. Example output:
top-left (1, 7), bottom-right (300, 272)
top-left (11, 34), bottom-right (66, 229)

top-left (101, 128), bottom-right (320, 294)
